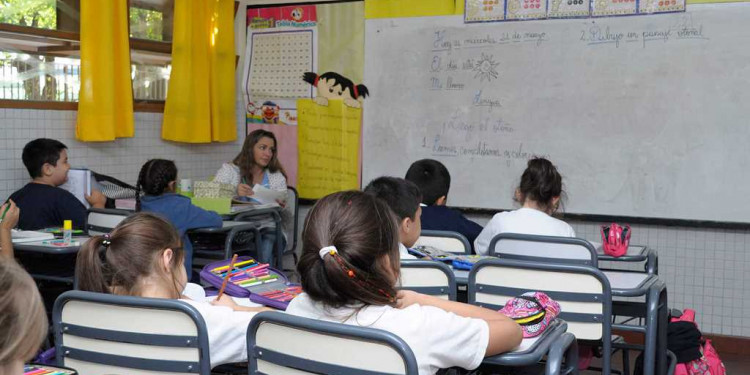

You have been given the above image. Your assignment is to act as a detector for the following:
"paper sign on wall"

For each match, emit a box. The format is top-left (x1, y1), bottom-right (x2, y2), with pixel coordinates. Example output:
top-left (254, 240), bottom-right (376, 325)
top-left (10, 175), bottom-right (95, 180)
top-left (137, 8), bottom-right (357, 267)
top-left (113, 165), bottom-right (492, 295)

top-left (297, 99), bottom-right (361, 199)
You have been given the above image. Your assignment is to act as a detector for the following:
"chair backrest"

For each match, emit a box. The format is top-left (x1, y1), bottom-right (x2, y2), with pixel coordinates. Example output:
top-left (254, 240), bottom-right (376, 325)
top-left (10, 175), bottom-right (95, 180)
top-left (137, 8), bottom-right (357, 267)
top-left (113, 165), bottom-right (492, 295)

top-left (247, 312), bottom-right (418, 375)
top-left (284, 186), bottom-right (299, 254)
top-left (53, 290), bottom-right (211, 375)
top-left (489, 232), bottom-right (598, 267)
top-left (247, 311), bottom-right (419, 375)
top-left (86, 208), bottom-right (131, 236)
top-left (414, 230), bottom-right (471, 255)
top-left (399, 260), bottom-right (457, 300)
top-left (468, 258), bottom-right (613, 374)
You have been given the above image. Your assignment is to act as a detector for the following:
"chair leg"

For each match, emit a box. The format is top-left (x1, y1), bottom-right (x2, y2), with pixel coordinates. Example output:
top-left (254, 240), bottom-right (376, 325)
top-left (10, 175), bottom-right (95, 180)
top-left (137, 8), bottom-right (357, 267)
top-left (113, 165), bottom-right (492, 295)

top-left (622, 348), bottom-right (630, 375)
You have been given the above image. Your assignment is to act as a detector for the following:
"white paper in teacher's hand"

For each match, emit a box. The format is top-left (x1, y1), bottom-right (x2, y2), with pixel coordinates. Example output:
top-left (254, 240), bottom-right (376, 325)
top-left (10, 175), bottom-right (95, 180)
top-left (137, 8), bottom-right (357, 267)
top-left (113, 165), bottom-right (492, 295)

top-left (252, 185), bottom-right (286, 205)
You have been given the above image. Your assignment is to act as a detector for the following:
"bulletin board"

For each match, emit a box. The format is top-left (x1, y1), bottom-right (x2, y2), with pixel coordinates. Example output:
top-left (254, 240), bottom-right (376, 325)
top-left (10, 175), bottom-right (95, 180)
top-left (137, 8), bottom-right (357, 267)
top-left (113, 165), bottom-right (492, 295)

top-left (243, 1), bottom-right (365, 188)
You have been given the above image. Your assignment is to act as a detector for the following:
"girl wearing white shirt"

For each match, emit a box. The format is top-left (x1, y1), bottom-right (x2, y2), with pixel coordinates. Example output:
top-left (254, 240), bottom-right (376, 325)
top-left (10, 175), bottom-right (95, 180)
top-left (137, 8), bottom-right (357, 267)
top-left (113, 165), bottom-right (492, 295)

top-left (475, 158), bottom-right (575, 255)
top-left (75, 213), bottom-right (270, 368)
top-left (287, 191), bottom-right (522, 375)
top-left (0, 259), bottom-right (47, 375)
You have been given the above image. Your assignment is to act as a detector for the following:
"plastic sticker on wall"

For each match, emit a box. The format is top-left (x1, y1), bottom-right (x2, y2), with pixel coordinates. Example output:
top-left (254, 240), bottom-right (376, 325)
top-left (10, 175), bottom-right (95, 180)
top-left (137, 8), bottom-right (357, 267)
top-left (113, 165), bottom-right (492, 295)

top-left (466, 0), bottom-right (507, 22)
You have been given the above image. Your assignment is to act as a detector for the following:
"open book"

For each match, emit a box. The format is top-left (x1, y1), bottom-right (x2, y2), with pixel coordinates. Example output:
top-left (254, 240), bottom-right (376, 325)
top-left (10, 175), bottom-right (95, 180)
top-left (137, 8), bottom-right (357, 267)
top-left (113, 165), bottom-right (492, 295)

top-left (59, 168), bottom-right (92, 208)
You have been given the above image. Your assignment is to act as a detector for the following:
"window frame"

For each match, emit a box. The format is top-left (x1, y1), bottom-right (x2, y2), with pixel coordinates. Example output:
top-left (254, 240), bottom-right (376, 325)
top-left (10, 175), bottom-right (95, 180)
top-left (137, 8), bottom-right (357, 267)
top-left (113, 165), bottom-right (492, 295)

top-left (0, 0), bottom-right (174, 112)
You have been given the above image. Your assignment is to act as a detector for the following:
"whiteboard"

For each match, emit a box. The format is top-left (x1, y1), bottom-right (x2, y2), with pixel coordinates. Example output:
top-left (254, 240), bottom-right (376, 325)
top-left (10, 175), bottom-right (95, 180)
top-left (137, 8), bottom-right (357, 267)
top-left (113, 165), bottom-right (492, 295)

top-left (363, 4), bottom-right (750, 222)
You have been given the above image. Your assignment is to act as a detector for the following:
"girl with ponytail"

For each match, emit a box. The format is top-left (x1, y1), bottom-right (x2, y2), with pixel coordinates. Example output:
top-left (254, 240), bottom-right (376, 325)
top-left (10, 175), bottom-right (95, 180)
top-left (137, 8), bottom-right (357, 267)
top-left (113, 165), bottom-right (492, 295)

top-left (136, 159), bottom-right (222, 280)
top-left (474, 157), bottom-right (575, 255)
top-left (75, 212), bottom-right (270, 367)
top-left (0, 259), bottom-right (47, 374)
top-left (286, 191), bottom-right (521, 375)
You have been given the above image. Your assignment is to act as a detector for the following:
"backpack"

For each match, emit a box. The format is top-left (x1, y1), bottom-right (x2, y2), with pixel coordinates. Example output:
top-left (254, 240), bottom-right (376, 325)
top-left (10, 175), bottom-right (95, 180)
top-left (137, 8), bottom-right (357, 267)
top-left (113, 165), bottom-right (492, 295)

top-left (600, 223), bottom-right (631, 257)
top-left (671, 309), bottom-right (726, 375)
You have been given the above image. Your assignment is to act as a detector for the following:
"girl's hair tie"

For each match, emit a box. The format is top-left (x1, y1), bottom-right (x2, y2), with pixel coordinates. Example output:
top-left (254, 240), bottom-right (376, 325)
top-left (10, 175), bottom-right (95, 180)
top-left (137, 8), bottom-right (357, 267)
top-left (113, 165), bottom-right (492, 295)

top-left (319, 246), bottom-right (338, 260)
top-left (102, 233), bottom-right (112, 248)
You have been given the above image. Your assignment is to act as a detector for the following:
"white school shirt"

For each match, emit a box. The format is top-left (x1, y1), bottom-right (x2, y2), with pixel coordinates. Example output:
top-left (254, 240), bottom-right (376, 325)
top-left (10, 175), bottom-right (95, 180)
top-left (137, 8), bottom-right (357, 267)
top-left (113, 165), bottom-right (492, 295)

top-left (474, 207), bottom-right (576, 256)
top-left (286, 293), bottom-right (489, 375)
top-left (399, 242), bottom-right (417, 259)
top-left (180, 284), bottom-right (261, 367)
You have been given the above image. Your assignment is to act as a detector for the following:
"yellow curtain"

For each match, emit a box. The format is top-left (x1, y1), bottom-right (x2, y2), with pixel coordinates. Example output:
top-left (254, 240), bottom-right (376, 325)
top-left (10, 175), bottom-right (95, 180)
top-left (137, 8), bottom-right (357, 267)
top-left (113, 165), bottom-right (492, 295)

top-left (162, 0), bottom-right (236, 143)
top-left (76, 0), bottom-right (134, 142)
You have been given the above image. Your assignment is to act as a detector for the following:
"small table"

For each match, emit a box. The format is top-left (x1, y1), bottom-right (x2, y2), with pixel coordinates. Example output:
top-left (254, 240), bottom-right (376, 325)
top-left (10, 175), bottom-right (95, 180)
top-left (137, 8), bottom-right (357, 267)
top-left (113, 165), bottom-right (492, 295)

top-left (227, 205), bottom-right (284, 269)
top-left (14, 236), bottom-right (90, 284)
top-left (594, 243), bottom-right (658, 274)
top-left (188, 221), bottom-right (260, 260)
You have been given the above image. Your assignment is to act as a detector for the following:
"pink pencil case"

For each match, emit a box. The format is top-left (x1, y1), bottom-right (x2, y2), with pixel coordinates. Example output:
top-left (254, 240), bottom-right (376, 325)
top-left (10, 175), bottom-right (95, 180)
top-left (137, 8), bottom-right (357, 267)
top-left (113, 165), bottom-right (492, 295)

top-left (200, 256), bottom-right (301, 310)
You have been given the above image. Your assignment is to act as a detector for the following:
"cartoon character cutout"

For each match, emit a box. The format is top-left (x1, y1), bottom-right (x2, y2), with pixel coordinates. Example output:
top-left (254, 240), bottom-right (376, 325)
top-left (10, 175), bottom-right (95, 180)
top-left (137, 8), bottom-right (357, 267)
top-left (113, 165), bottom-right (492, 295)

top-left (261, 101), bottom-right (280, 124)
top-left (302, 72), bottom-right (369, 108)
top-left (290, 7), bottom-right (304, 21)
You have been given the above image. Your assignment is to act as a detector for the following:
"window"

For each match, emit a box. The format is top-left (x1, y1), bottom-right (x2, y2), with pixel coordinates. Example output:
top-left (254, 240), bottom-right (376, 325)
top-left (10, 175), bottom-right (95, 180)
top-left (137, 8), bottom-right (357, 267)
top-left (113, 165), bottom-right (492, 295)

top-left (0, 0), bottom-right (174, 111)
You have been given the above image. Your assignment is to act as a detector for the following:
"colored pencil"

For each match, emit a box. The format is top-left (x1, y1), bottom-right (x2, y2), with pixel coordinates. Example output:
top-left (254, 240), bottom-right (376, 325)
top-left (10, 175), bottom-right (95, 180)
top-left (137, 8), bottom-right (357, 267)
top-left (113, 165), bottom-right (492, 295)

top-left (216, 254), bottom-right (238, 300)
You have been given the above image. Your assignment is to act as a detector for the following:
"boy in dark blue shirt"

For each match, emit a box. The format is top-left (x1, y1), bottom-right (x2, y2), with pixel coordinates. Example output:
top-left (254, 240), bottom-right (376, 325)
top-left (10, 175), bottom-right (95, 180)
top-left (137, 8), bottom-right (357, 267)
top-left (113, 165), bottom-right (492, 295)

top-left (405, 159), bottom-right (483, 253)
top-left (9, 139), bottom-right (106, 230)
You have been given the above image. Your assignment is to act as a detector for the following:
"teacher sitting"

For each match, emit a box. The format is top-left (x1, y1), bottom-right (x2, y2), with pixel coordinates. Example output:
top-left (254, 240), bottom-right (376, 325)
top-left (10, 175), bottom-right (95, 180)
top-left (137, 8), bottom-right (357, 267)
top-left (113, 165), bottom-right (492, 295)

top-left (214, 129), bottom-right (289, 264)
top-left (215, 129), bottom-right (288, 193)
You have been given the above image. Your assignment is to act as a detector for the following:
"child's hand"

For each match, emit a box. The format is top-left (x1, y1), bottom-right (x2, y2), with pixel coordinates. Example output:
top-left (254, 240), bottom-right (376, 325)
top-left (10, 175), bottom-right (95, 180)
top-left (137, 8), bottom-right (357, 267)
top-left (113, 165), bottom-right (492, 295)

top-left (210, 294), bottom-right (239, 309)
top-left (0, 200), bottom-right (19, 230)
top-left (237, 183), bottom-right (254, 197)
top-left (396, 290), bottom-right (423, 309)
top-left (275, 199), bottom-right (287, 208)
top-left (85, 189), bottom-right (107, 208)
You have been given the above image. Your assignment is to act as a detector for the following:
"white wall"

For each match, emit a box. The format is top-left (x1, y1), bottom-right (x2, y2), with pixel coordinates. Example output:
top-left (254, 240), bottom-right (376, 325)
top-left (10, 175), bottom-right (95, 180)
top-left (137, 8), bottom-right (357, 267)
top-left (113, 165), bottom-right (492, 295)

top-left (0, 107), bottom-right (245, 200)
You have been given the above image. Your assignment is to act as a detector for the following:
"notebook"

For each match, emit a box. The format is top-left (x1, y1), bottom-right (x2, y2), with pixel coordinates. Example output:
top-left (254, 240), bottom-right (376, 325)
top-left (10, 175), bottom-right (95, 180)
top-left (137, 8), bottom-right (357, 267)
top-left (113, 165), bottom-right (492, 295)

top-left (59, 168), bottom-right (92, 208)
top-left (11, 229), bottom-right (55, 244)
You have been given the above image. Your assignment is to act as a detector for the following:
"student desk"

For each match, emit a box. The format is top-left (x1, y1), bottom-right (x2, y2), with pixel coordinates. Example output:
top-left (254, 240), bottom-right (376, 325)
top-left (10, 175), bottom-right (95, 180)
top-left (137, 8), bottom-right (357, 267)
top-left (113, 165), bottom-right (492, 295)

top-left (223, 205), bottom-right (284, 268)
top-left (188, 221), bottom-right (261, 260)
top-left (449, 264), bottom-right (668, 375)
top-left (595, 244), bottom-right (658, 274)
top-left (482, 319), bottom-right (577, 375)
top-left (13, 236), bottom-right (90, 284)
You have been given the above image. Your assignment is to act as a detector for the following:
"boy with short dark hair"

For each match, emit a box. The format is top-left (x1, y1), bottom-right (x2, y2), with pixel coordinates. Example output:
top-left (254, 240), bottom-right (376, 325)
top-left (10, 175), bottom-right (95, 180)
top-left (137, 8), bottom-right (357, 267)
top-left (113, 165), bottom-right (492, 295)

top-left (405, 159), bottom-right (483, 253)
top-left (363, 176), bottom-right (422, 259)
top-left (9, 138), bottom-right (106, 230)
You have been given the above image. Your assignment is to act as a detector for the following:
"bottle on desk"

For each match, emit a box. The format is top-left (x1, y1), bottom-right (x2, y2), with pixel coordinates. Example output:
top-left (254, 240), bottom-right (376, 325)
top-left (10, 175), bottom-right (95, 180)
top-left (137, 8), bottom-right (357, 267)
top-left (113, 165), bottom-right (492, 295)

top-left (62, 220), bottom-right (73, 245)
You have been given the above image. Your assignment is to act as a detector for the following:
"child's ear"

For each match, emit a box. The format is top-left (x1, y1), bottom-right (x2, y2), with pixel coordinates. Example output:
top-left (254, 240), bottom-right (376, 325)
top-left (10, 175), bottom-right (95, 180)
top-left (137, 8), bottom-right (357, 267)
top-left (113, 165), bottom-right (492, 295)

top-left (401, 217), bottom-right (414, 234)
top-left (41, 163), bottom-right (54, 177)
top-left (551, 196), bottom-right (561, 212)
top-left (162, 248), bottom-right (174, 273)
top-left (435, 195), bottom-right (447, 206)
top-left (167, 181), bottom-right (177, 193)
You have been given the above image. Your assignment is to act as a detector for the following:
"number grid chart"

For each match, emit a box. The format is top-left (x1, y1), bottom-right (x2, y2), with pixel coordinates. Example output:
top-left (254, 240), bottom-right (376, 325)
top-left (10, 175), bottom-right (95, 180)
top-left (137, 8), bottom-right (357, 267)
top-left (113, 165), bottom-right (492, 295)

top-left (245, 29), bottom-right (316, 99)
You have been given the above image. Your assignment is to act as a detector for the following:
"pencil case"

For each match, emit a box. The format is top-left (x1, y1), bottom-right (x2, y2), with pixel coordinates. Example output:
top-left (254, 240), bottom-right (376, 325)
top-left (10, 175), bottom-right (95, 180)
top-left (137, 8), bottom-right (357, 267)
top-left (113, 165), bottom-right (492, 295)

top-left (200, 256), bottom-right (301, 310)
top-left (25, 363), bottom-right (78, 375)
top-left (451, 255), bottom-right (495, 270)
top-left (408, 245), bottom-right (458, 262)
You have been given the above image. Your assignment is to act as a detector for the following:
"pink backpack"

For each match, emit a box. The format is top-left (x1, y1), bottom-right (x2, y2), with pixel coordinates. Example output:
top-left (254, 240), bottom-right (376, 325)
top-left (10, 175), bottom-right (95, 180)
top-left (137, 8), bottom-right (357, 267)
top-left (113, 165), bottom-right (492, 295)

top-left (671, 309), bottom-right (726, 375)
top-left (600, 223), bottom-right (631, 257)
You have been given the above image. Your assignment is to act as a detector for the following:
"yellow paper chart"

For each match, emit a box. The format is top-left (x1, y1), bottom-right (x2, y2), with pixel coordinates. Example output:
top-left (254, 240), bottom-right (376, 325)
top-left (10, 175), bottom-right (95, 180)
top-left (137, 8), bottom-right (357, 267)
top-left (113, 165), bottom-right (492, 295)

top-left (365, 0), bottom-right (456, 18)
top-left (297, 99), bottom-right (361, 199)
